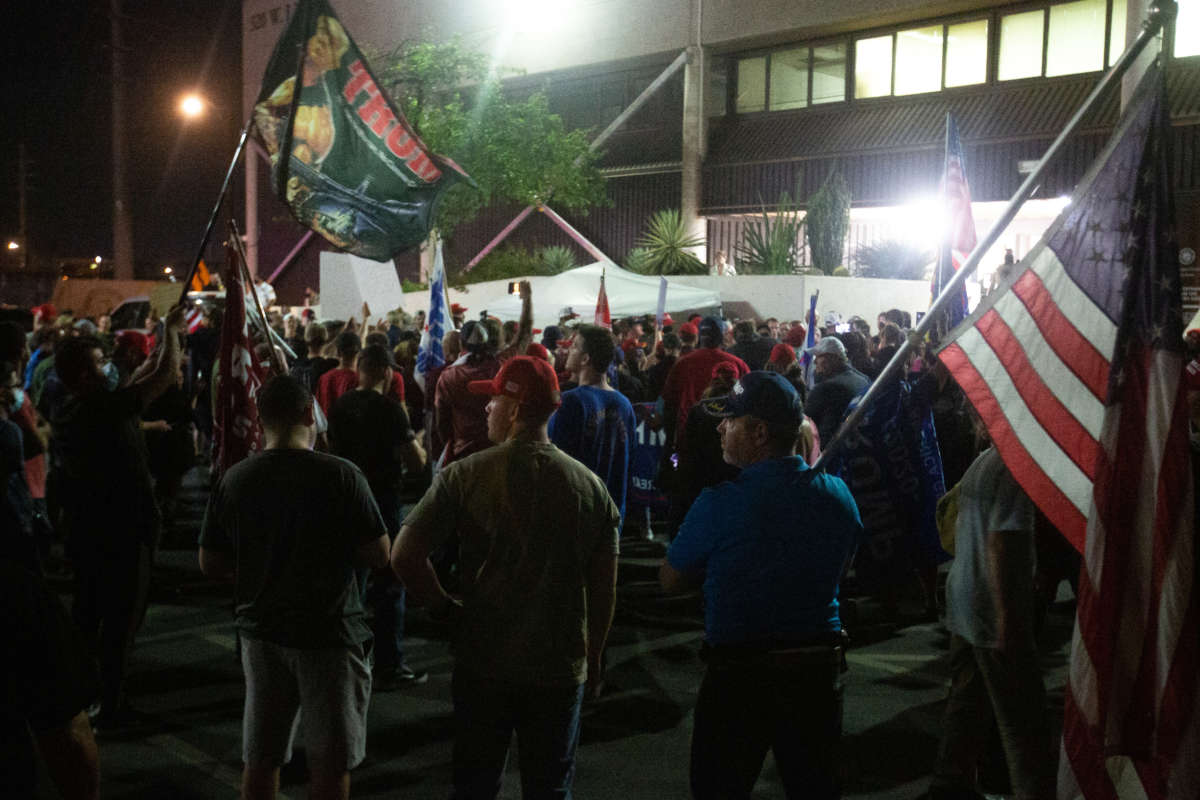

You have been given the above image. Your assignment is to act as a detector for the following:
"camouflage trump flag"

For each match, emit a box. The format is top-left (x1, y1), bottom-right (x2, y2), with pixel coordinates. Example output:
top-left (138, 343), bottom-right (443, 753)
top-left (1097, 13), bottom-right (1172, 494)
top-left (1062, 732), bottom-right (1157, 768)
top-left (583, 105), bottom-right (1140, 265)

top-left (253, 0), bottom-right (471, 261)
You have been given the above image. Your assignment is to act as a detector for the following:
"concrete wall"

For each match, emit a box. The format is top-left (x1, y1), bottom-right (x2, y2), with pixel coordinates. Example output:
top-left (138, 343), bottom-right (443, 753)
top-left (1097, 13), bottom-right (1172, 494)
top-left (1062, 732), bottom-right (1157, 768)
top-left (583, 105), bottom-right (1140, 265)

top-left (668, 274), bottom-right (932, 325)
top-left (393, 273), bottom-right (931, 328)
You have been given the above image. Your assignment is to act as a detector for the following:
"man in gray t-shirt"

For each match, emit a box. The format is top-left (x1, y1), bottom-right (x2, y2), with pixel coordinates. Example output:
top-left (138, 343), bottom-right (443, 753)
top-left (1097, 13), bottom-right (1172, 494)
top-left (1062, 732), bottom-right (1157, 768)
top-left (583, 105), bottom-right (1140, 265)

top-left (930, 445), bottom-right (1052, 800)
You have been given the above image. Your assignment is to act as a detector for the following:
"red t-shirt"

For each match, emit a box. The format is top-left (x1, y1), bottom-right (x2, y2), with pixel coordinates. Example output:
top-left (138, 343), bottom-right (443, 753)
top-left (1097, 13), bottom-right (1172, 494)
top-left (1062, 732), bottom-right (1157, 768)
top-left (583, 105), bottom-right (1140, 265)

top-left (315, 368), bottom-right (405, 414)
top-left (661, 347), bottom-right (750, 444)
top-left (435, 355), bottom-right (500, 464)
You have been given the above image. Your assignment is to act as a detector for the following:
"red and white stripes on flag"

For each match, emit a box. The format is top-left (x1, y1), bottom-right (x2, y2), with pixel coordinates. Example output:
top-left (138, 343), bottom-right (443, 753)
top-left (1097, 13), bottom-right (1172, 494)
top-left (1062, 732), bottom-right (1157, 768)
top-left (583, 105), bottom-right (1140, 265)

top-left (594, 270), bottom-right (611, 328)
top-left (938, 64), bottom-right (1198, 800)
top-left (185, 306), bottom-right (204, 334)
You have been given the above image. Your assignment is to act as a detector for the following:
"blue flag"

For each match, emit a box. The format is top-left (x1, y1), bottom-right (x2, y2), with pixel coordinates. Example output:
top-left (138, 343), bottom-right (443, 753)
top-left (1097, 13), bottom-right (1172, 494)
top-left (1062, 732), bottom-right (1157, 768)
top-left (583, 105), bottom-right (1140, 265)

top-left (414, 240), bottom-right (447, 392)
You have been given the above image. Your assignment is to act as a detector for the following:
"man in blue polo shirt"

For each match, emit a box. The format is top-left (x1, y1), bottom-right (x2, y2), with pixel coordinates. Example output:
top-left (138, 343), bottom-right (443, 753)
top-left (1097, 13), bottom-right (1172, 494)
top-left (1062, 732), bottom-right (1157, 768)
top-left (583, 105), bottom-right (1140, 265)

top-left (660, 371), bottom-right (862, 800)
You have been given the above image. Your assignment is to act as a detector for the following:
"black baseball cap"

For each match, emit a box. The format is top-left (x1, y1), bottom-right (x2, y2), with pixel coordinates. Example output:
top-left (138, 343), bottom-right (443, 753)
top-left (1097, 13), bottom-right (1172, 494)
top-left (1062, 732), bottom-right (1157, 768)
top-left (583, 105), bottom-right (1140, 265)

top-left (702, 371), bottom-right (803, 427)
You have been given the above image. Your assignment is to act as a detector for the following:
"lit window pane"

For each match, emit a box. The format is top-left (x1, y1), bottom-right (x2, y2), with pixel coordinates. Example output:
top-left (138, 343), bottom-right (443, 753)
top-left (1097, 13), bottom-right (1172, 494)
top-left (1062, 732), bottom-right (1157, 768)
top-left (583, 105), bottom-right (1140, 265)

top-left (945, 19), bottom-right (989, 87)
top-left (1177, 0), bottom-right (1200, 57)
top-left (1108, 0), bottom-right (1127, 65)
top-left (895, 25), bottom-right (943, 95)
top-left (855, 35), bottom-right (893, 98)
top-left (999, 10), bottom-right (1045, 80)
top-left (1046, 0), bottom-right (1106, 77)
top-left (812, 44), bottom-right (847, 104)
top-left (770, 48), bottom-right (809, 110)
top-left (736, 57), bottom-right (766, 113)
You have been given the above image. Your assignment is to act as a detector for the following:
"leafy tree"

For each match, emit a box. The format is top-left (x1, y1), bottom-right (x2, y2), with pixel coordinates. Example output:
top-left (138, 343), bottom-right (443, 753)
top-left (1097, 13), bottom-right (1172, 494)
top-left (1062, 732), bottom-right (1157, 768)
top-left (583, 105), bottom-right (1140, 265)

top-left (806, 170), bottom-right (851, 275)
top-left (369, 36), bottom-right (608, 237)
top-left (735, 188), bottom-right (805, 274)
top-left (628, 209), bottom-right (706, 275)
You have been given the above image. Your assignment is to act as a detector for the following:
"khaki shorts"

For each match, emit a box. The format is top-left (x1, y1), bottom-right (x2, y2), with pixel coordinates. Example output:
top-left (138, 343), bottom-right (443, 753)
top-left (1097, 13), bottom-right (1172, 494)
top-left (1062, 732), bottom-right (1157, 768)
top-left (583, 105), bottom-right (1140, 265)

top-left (240, 637), bottom-right (372, 772)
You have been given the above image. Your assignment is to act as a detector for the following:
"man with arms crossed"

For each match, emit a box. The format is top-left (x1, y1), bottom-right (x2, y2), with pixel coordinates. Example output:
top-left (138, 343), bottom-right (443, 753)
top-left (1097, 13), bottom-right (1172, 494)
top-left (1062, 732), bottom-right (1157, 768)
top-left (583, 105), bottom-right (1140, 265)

top-left (199, 375), bottom-right (390, 800)
top-left (392, 356), bottom-right (619, 799)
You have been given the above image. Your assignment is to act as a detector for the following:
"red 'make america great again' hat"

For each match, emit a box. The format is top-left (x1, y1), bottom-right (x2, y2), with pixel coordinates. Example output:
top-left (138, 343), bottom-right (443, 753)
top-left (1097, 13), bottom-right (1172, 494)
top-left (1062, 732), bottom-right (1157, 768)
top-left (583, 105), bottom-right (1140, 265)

top-left (467, 355), bottom-right (561, 412)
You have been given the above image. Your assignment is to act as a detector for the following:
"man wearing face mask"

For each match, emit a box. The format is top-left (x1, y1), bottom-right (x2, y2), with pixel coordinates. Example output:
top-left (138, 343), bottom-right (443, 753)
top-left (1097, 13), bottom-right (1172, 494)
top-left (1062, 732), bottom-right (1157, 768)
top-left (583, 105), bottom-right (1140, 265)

top-left (392, 356), bottom-right (619, 798)
top-left (50, 304), bottom-right (188, 730)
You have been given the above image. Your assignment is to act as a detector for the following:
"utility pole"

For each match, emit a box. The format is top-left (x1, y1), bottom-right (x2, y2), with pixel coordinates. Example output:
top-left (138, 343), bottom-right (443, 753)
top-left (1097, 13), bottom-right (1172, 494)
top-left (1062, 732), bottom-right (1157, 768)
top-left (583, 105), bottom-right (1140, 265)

top-left (111, 0), bottom-right (134, 279)
top-left (18, 142), bottom-right (28, 270)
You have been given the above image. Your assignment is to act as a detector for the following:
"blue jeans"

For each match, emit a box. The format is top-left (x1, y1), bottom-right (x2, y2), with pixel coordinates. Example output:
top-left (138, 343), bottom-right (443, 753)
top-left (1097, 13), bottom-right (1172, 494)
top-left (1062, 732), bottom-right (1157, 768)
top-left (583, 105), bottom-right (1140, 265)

top-left (358, 495), bottom-right (412, 671)
top-left (450, 669), bottom-right (585, 800)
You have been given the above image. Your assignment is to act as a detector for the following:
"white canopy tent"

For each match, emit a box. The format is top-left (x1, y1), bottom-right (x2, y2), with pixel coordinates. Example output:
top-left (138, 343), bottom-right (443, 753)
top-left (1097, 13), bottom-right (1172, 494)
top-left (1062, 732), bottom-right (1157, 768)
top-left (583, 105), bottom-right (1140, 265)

top-left (476, 262), bottom-right (721, 328)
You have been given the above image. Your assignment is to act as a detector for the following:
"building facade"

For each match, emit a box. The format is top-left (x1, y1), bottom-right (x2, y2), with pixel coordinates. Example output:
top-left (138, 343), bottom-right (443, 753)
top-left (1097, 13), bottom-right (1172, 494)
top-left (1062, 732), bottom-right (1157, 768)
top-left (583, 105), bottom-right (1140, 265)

top-left (241, 0), bottom-right (1200, 308)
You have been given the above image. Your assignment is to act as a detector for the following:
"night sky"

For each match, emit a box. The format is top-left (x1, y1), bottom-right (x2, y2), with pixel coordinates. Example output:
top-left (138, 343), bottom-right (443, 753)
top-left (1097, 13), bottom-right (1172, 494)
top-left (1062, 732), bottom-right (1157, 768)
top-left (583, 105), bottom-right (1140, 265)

top-left (1, 0), bottom-right (242, 274)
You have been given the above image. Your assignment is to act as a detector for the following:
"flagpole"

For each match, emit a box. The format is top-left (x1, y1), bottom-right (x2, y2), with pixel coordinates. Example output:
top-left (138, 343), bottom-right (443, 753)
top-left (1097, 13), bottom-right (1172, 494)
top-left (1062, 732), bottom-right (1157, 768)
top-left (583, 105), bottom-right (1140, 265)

top-left (935, 112), bottom-right (952, 341)
top-left (812, 0), bottom-right (1176, 473)
top-left (177, 116), bottom-right (254, 306)
top-left (229, 218), bottom-right (287, 376)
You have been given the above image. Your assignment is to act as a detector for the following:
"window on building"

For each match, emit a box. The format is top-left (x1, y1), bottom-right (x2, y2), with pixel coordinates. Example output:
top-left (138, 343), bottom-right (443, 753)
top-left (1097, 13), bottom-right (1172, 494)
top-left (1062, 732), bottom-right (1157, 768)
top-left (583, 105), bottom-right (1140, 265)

top-left (1108, 0), bottom-right (1127, 65)
top-left (1176, 0), bottom-right (1200, 58)
top-left (895, 25), bottom-right (943, 95)
top-left (855, 35), bottom-right (893, 98)
top-left (945, 19), bottom-right (989, 87)
top-left (999, 9), bottom-right (1046, 80)
top-left (1046, 0), bottom-right (1106, 76)
top-left (812, 43), bottom-right (847, 103)
top-left (708, 57), bottom-right (729, 117)
top-left (770, 48), bottom-right (809, 110)
top-left (736, 56), bottom-right (767, 113)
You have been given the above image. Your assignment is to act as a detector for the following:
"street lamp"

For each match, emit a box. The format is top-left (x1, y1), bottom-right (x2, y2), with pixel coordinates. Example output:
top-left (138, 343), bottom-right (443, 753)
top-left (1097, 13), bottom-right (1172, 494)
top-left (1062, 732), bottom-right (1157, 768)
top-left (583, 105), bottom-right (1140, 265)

top-left (6, 241), bottom-right (18, 251)
top-left (180, 93), bottom-right (206, 119)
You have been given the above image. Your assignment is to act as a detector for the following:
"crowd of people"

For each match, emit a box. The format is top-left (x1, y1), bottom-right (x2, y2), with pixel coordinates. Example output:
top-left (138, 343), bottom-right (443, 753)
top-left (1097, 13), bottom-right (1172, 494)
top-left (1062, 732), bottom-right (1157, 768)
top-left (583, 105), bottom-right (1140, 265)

top-left (1, 283), bottom-right (1096, 800)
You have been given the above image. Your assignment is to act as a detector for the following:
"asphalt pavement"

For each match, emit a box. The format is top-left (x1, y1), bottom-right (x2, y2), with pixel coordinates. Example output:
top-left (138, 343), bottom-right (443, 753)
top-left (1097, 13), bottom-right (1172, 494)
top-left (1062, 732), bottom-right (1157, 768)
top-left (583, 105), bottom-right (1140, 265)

top-left (34, 467), bottom-right (1075, 799)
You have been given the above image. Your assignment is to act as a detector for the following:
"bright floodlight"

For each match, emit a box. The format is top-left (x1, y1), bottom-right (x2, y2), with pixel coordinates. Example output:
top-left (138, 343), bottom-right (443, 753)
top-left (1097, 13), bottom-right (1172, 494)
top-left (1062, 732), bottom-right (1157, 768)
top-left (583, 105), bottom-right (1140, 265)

top-left (6, 241), bottom-right (17, 250)
top-left (94, 255), bottom-right (102, 263)
top-left (180, 94), bottom-right (206, 118)
top-left (163, 266), bottom-right (174, 275)
top-left (501, 0), bottom-right (563, 33)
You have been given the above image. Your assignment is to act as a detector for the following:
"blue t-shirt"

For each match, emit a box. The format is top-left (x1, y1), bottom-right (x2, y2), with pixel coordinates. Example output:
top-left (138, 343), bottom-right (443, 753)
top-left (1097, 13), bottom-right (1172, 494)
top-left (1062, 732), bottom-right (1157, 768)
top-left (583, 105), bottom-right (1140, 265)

top-left (548, 385), bottom-right (637, 522)
top-left (667, 456), bottom-right (863, 645)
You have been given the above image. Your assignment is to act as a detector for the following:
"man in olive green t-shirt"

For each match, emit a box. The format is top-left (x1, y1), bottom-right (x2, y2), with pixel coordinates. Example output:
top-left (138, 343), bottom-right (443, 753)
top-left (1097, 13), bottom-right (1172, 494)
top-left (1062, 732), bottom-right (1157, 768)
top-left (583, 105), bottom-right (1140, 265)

top-left (392, 356), bottom-right (620, 799)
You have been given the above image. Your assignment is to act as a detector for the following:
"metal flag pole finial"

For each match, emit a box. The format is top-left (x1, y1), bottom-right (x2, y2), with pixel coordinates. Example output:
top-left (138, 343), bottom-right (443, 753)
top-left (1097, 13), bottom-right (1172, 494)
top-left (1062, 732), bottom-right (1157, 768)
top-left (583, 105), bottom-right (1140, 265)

top-left (811, 1), bottom-right (1175, 473)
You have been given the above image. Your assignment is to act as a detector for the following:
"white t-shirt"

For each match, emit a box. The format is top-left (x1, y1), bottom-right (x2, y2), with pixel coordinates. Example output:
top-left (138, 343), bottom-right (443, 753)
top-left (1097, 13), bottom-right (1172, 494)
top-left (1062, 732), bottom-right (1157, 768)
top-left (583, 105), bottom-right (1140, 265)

top-left (944, 447), bottom-right (1036, 648)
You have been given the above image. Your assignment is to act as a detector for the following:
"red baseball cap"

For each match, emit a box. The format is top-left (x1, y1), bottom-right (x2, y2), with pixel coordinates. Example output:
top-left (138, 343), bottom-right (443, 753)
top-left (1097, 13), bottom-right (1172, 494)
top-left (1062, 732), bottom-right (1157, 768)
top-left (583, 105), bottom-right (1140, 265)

top-left (679, 322), bottom-right (699, 338)
top-left (114, 330), bottom-right (152, 357)
top-left (661, 313), bottom-right (675, 326)
top-left (450, 303), bottom-right (468, 315)
top-left (525, 342), bottom-right (551, 361)
top-left (468, 355), bottom-right (561, 412)
top-left (769, 342), bottom-right (797, 366)
top-left (32, 303), bottom-right (58, 321)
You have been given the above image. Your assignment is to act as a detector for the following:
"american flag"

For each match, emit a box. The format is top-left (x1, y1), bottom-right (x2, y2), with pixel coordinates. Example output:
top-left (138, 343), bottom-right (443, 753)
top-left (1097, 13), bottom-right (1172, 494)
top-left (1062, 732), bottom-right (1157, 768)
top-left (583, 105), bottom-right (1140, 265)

top-left (184, 305), bottom-right (204, 334)
top-left (594, 269), bottom-right (611, 328)
top-left (213, 248), bottom-right (266, 476)
top-left (414, 239), bottom-right (448, 393)
top-left (938, 65), bottom-right (1198, 800)
top-left (932, 113), bottom-right (977, 334)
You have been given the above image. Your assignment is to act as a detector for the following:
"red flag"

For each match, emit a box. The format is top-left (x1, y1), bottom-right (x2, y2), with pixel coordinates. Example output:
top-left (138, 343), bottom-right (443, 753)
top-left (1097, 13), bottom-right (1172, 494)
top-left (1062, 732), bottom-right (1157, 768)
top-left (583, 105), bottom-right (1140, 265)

top-left (938, 66), bottom-right (1198, 800)
top-left (213, 249), bottom-right (267, 475)
top-left (594, 270), bottom-right (611, 328)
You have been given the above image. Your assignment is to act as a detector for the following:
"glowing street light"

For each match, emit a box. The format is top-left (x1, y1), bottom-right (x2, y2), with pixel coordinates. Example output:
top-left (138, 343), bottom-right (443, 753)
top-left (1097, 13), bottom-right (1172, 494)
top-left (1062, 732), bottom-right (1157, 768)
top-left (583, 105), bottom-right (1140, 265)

top-left (163, 266), bottom-right (174, 275)
top-left (6, 241), bottom-right (18, 250)
top-left (180, 93), bottom-right (206, 119)
top-left (94, 255), bottom-right (102, 263)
